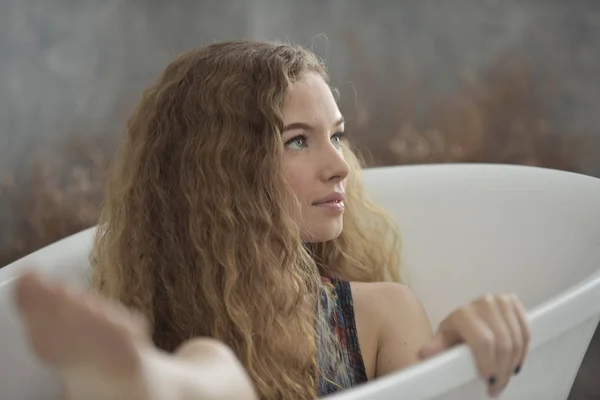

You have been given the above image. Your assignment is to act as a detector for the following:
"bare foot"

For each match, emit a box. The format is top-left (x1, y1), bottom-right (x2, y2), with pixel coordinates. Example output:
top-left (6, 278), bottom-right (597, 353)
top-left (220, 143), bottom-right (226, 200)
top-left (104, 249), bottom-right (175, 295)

top-left (14, 271), bottom-right (166, 399)
top-left (14, 271), bottom-right (257, 400)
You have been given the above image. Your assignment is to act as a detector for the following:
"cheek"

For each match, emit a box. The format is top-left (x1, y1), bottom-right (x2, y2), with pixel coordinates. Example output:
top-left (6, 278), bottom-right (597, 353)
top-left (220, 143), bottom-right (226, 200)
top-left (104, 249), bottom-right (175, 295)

top-left (284, 171), bottom-right (309, 200)
top-left (282, 159), bottom-right (311, 200)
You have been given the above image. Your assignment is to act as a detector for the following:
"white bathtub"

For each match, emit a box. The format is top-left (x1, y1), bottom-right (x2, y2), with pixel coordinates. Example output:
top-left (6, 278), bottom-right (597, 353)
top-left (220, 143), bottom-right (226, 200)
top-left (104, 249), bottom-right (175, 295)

top-left (1, 164), bottom-right (599, 400)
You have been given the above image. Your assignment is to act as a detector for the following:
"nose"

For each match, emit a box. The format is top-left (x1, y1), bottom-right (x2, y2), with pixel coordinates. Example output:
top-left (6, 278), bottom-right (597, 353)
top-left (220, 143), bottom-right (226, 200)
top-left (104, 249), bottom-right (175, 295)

top-left (320, 144), bottom-right (350, 183)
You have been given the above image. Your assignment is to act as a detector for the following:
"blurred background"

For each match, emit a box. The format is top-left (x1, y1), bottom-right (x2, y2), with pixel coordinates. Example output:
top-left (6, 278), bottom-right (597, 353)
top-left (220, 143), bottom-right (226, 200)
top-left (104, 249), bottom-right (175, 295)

top-left (0, 0), bottom-right (598, 398)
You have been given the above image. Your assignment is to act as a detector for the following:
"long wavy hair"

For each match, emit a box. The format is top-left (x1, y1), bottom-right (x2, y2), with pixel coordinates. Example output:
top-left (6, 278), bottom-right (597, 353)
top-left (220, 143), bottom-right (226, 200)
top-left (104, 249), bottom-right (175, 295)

top-left (90, 40), bottom-right (400, 399)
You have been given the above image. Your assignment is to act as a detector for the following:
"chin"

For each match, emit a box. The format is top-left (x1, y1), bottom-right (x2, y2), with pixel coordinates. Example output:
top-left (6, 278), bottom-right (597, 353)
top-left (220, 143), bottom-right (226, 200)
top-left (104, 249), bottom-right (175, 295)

top-left (302, 221), bottom-right (343, 243)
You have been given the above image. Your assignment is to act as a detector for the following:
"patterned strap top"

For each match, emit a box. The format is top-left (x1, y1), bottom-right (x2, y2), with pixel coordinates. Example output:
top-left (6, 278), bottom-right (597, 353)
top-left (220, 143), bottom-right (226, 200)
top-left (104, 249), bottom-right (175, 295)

top-left (317, 277), bottom-right (368, 397)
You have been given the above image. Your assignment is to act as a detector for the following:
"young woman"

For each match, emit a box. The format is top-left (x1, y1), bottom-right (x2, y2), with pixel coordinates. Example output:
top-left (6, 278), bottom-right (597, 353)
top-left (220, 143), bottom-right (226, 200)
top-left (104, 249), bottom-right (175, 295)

top-left (15, 40), bottom-right (530, 400)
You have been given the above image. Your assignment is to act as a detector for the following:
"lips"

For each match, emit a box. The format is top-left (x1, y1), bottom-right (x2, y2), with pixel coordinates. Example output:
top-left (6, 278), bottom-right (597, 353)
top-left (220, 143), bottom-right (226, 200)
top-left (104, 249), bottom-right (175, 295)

top-left (312, 192), bottom-right (345, 205)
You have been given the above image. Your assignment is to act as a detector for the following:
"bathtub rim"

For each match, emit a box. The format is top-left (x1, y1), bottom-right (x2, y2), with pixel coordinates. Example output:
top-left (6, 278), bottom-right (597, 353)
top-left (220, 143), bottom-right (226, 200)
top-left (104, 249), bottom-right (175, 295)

top-left (2, 235), bottom-right (599, 400)
top-left (2, 163), bottom-right (600, 399)
top-left (327, 266), bottom-right (600, 399)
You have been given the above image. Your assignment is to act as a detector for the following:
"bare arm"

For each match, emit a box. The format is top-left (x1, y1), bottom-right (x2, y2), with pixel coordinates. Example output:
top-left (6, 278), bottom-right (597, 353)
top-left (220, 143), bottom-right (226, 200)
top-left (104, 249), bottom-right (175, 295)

top-left (370, 283), bottom-right (530, 398)
top-left (373, 282), bottom-right (434, 377)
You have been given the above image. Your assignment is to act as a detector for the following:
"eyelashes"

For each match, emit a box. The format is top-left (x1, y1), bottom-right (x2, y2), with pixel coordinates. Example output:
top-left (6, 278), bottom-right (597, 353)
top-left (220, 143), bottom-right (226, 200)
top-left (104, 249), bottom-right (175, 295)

top-left (284, 134), bottom-right (308, 149)
top-left (284, 132), bottom-right (346, 149)
top-left (331, 131), bottom-right (347, 144)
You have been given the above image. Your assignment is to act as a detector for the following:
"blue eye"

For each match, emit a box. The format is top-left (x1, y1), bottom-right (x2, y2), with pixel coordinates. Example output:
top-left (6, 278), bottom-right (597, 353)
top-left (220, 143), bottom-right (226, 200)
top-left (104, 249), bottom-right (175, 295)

top-left (285, 134), bottom-right (308, 150)
top-left (331, 132), bottom-right (346, 148)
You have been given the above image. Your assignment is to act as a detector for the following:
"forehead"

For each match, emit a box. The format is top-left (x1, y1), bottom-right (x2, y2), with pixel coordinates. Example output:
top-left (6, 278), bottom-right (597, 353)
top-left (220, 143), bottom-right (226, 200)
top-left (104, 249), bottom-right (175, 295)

top-left (282, 72), bottom-right (341, 125)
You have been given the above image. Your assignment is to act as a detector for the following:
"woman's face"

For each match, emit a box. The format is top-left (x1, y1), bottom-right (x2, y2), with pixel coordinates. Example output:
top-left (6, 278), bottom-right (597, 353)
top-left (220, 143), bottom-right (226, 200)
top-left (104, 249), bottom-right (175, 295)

top-left (281, 72), bottom-right (350, 243)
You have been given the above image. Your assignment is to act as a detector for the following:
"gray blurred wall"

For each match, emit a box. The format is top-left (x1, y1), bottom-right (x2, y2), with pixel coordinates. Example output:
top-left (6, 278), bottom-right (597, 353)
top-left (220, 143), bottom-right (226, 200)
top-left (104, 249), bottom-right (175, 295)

top-left (1, 0), bottom-right (599, 174)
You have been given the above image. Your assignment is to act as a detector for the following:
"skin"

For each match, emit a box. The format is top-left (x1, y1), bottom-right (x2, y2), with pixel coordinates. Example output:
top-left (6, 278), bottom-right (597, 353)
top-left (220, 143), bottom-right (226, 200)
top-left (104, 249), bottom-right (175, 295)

top-left (13, 71), bottom-right (530, 400)
top-left (281, 72), bottom-right (531, 398)
top-left (14, 271), bottom-right (257, 400)
top-left (281, 73), bottom-right (348, 242)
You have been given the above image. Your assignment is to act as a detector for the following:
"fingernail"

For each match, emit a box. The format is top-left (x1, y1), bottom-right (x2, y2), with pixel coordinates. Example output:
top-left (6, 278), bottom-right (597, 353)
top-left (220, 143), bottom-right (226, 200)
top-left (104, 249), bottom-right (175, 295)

top-left (514, 365), bottom-right (521, 375)
top-left (488, 375), bottom-right (497, 386)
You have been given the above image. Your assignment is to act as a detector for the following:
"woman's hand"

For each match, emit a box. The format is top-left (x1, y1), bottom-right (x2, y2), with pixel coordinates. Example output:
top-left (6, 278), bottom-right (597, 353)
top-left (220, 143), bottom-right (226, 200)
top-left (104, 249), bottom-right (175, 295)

top-left (418, 293), bottom-right (531, 398)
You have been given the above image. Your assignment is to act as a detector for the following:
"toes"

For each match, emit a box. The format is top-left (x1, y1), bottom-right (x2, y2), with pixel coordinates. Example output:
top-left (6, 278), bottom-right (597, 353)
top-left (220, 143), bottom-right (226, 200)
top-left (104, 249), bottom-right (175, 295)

top-left (14, 272), bottom-right (45, 313)
top-left (14, 272), bottom-right (145, 375)
top-left (15, 273), bottom-right (60, 334)
top-left (15, 273), bottom-right (82, 364)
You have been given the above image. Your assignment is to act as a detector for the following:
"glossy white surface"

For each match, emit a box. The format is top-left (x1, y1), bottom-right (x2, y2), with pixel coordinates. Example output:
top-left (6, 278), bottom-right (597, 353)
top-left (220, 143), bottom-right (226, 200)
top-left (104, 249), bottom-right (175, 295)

top-left (2, 164), bottom-right (599, 400)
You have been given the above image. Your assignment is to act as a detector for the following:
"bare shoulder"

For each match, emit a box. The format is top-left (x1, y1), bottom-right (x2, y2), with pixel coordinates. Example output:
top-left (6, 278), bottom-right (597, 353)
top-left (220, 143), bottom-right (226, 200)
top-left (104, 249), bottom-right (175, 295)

top-left (350, 281), bottom-right (434, 378)
top-left (350, 281), bottom-right (418, 303)
top-left (350, 281), bottom-right (423, 318)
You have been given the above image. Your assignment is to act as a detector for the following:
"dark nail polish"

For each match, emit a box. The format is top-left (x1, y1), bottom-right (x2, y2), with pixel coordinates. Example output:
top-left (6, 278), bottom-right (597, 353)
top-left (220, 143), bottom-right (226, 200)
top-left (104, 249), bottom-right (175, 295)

top-left (488, 375), bottom-right (497, 386)
top-left (514, 365), bottom-right (521, 375)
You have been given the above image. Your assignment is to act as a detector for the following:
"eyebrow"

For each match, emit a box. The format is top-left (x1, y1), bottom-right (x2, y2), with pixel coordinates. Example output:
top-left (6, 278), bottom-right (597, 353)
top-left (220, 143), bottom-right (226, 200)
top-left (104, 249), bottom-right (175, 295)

top-left (282, 117), bottom-right (345, 132)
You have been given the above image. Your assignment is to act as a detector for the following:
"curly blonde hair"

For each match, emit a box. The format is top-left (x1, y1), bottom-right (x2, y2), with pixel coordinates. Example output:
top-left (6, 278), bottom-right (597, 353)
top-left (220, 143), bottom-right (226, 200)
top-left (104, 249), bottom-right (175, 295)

top-left (90, 40), bottom-right (400, 399)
